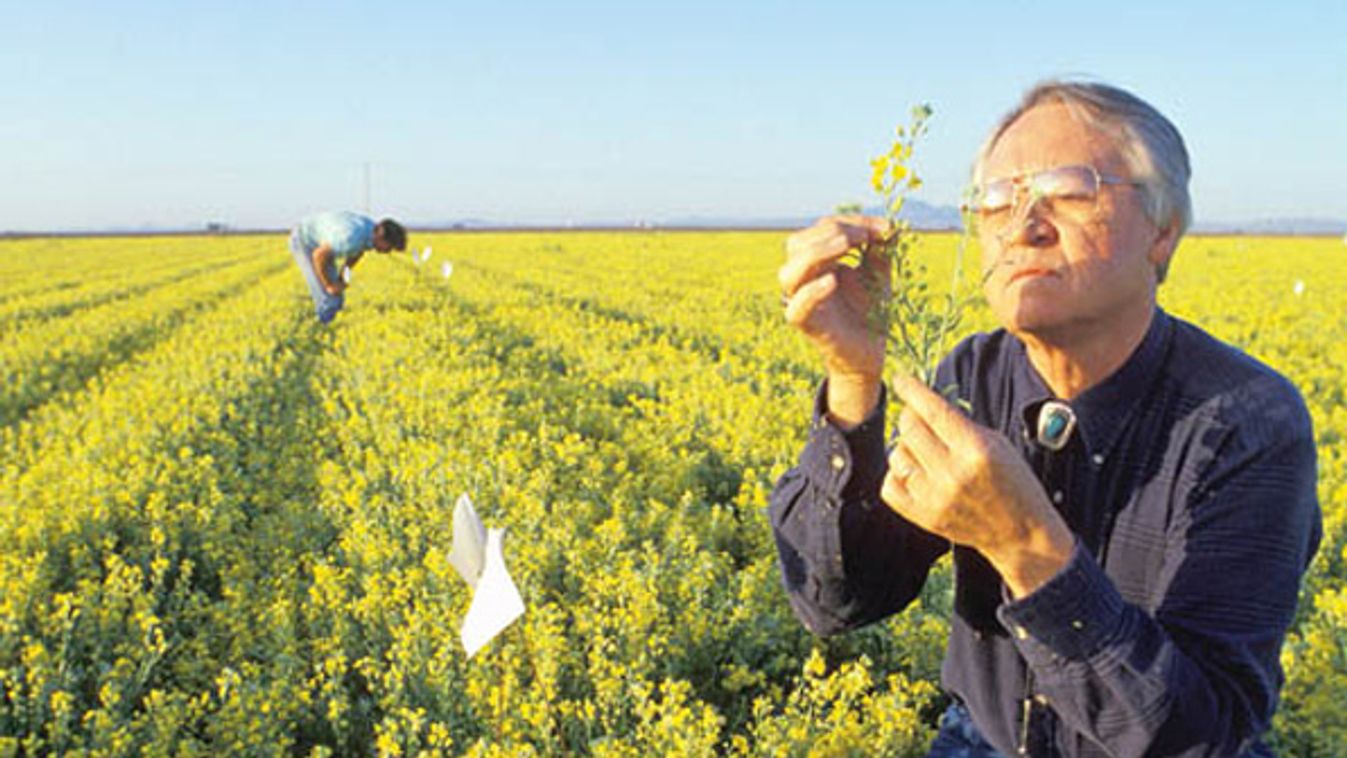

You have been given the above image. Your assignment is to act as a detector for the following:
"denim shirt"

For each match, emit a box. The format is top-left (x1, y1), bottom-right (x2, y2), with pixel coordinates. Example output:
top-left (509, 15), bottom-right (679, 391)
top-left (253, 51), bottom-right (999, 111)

top-left (769, 308), bottom-right (1321, 756)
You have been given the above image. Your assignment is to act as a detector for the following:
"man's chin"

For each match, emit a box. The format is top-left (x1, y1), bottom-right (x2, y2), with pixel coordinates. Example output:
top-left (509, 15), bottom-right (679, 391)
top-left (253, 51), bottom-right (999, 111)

top-left (999, 304), bottom-right (1072, 341)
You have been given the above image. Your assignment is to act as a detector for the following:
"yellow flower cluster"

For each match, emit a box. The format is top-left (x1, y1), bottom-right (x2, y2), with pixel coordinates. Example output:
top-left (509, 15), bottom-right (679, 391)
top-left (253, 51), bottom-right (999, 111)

top-left (0, 231), bottom-right (1342, 755)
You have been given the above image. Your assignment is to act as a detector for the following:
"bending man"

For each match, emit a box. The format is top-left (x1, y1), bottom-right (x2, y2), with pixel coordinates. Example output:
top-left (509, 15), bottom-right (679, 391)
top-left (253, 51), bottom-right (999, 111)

top-left (289, 211), bottom-right (406, 323)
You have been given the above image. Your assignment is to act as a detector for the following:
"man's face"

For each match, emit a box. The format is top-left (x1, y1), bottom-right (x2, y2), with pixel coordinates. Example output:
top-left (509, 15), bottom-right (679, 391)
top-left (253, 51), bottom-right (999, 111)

top-left (976, 102), bottom-right (1174, 342)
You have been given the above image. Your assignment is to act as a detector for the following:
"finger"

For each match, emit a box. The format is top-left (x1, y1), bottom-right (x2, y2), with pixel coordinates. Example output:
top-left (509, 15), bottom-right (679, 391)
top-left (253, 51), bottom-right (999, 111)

top-left (881, 455), bottom-right (937, 530)
top-left (880, 458), bottom-right (913, 511)
top-left (783, 270), bottom-right (839, 330)
top-left (811, 215), bottom-right (891, 247)
top-left (893, 373), bottom-right (974, 447)
top-left (779, 223), bottom-right (856, 295)
top-left (856, 222), bottom-right (897, 281)
top-left (887, 443), bottom-right (918, 481)
top-left (835, 214), bottom-right (894, 239)
top-left (840, 215), bottom-right (894, 267)
top-left (895, 407), bottom-right (949, 476)
top-left (779, 218), bottom-right (891, 296)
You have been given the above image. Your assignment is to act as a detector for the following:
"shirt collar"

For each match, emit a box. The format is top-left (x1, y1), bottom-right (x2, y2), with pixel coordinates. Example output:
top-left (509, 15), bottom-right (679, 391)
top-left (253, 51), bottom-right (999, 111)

top-left (1015, 307), bottom-right (1174, 457)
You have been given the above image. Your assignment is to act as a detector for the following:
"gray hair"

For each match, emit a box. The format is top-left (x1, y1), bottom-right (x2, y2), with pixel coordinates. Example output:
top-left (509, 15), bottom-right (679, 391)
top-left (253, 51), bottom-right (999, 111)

top-left (972, 80), bottom-right (1192, 282)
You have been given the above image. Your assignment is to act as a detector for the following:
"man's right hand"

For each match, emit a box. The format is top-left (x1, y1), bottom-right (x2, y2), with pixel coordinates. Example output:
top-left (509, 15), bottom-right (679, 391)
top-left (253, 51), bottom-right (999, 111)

top-left (779, 215), bottom-right (892, 428)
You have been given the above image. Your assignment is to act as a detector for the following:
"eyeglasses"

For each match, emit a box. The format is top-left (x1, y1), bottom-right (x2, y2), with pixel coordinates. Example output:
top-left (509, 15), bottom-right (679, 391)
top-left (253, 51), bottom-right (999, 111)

top-left (967, 165), bottom-right (1143, 227)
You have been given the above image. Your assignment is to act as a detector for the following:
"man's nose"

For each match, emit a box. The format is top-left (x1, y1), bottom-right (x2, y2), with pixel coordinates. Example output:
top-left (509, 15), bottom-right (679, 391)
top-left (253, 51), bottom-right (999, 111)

top-left (1002, 198), bottom-right (1059, 248)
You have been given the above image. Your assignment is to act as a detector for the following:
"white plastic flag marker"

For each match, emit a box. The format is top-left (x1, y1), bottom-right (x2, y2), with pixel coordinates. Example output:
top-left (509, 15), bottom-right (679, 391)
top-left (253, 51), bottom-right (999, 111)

top-left (1294, 280), bottom-right (1305, 296)
top-left (448, 494), bottom-right (525, 657)
top-left (422, 246), bottom-right (433, 263)
top-left (448, 493), bottom-right (486, 584)
top-left (442, 261), bottom-right (454, 279)
top-left (341, 266), bottom-right (352, 284)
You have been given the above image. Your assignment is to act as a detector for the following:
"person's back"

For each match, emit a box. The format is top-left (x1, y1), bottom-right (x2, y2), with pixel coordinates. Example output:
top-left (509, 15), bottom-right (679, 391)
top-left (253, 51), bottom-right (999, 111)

top-left (293, 211), bottom-right (375, 265)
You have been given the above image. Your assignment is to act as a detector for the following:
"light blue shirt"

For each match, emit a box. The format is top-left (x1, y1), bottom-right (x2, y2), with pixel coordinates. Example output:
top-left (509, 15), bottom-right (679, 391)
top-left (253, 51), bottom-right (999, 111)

top-left (293, 211), bottom-right (375, 264)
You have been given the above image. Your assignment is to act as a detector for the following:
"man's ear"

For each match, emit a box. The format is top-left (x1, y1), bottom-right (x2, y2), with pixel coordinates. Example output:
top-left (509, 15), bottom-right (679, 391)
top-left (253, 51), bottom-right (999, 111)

top-left (1148, 218), bottom-right (1181, 270)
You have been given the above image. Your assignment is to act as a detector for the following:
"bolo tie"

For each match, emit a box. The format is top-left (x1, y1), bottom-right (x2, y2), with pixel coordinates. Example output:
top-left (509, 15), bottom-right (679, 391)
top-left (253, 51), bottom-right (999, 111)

top-left (1036, 400), bottom-right (1077, 451)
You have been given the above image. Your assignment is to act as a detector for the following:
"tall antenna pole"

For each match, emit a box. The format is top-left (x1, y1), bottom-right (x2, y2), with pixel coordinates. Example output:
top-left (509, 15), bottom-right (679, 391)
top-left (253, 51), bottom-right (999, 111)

top-left (363, 162), bottom-right (371, 214)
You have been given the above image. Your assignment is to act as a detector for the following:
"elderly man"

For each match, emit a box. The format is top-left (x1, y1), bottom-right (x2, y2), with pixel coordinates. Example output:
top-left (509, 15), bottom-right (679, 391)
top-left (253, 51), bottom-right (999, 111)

top-left (289, 211), bottom-right (407, 323)
top-left (771, 81), bottom-right (1320, 756)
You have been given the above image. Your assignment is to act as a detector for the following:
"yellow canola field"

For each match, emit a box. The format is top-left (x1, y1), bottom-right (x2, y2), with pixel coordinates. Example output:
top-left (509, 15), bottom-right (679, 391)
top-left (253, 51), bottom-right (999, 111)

top-left (0, 232), bottom-right (1342, 756)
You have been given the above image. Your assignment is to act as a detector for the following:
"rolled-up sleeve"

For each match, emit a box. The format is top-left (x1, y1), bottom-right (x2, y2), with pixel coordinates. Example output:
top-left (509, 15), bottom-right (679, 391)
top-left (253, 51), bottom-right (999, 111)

top-left (769, 382), bottom-right (948, 636)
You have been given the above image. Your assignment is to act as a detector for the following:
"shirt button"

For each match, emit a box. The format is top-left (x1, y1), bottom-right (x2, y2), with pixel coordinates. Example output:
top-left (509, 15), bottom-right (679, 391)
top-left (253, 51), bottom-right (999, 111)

top-left (1091, 453), bottom-right (1105, 466)
top-left (1071, 619), bottom-right (1085, 630)
top-left (830, 454), bottom-right (846, 471)
top-left (1052, 490), bottom-right (1064, 504)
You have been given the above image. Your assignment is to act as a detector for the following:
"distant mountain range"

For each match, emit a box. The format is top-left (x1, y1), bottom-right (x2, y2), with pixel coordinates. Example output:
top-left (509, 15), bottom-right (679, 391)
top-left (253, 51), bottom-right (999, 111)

top-left (424, 201), bottom-right (1346, 236)
top-left (5, 203), bottom-right (1345, 237)
top-left (424, 200), bottom-right (965, 232)
top-left (1190, 217), bottom-right (1347, 235)
top-left (656, 199), bottom-right (966, 231)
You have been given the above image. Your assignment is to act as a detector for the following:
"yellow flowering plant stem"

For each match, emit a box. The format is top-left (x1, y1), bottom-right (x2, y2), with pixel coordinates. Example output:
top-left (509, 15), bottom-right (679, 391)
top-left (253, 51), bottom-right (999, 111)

top-left (848, 105), bottom-right (977, 415)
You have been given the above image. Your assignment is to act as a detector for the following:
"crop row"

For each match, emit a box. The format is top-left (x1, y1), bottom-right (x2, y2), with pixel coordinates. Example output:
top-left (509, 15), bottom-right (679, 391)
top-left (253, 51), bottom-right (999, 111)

top-left (0, 231), bottom-right (1343, 755)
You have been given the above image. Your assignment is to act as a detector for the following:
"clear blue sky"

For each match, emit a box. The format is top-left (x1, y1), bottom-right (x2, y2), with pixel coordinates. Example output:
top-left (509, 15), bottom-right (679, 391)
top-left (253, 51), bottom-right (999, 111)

top-left (3, 0), bottom-right (1344, 231)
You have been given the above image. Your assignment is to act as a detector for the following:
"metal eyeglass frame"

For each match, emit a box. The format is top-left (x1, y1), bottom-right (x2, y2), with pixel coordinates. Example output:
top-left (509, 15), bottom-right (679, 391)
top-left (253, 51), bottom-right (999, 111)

top-left (966, 164), bottom-right (1144, 230)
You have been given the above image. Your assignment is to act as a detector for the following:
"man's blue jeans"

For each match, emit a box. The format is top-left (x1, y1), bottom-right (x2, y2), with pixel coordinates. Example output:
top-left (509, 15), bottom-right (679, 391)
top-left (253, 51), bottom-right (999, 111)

top-left (926, 704), bottom-right (1006, 757)
top-left (289, 232), bottom-right (343, 324)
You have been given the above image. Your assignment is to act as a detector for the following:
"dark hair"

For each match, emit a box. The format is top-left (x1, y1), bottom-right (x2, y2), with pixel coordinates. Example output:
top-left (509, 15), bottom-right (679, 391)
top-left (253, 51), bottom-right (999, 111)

top-left (376, 218), bottom-right (407, 250)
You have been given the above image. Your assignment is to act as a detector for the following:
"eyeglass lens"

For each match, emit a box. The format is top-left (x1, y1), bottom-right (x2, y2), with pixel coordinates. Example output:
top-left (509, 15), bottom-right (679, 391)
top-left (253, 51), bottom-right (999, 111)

top-left (976, 166), bottom-right (1100, 220)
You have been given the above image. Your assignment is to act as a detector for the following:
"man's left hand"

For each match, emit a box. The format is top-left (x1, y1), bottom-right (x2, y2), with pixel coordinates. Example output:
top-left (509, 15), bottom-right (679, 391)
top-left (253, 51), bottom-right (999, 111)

top-left (881, 374), bottom-right (1075, 598)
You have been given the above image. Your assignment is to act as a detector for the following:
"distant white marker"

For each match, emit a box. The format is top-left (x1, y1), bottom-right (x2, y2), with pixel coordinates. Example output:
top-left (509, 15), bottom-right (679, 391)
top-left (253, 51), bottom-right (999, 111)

top-left (442, 261), bottom-right (454, 279)
top-left (1294, 280), bottom-right (1305, 296)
